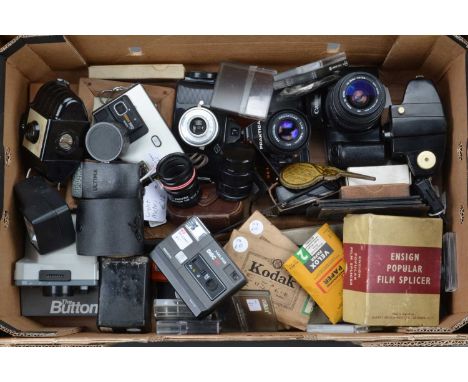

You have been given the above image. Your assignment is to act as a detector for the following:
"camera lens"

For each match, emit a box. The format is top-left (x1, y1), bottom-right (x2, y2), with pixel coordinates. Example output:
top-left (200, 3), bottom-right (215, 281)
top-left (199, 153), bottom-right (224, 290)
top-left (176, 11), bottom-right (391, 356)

top-left (216, 143), bottom-right (255, 202)
top-left (157, 153), bottom-right (201, 208)
top-left (326, 72), bottom-right (386, 132)
top-left (190, 117), bottom-right (207, 135)
top-left (178, 105), bottom-right (219, 147)
top-left (277, 119), bottom-right (299, 142)
top-left (24, 121), bottom-right (41, 143)
top-left (266, 111), bottom-right (310, 153)
top-left (345, 79), bottom-right (377, 109)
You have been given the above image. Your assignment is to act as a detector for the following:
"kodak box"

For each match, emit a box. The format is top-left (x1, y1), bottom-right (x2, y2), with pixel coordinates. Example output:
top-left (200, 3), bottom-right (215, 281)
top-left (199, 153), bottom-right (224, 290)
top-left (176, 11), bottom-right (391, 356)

top-left (283, 224), bottom-right (344, 324)
top-left (343, 214), bottom-right (443, 326)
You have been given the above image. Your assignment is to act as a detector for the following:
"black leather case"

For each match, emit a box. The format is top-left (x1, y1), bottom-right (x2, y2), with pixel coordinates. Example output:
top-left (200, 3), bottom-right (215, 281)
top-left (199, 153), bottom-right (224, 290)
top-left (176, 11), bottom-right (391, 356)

top-left (76, 198), bottom-right (144, 257)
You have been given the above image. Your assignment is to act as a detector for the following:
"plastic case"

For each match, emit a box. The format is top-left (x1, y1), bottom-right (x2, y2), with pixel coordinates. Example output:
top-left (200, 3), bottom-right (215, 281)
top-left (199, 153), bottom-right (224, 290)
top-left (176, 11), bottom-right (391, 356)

top-left (156, 320), bottom-right (221, 335)
top-left (232, 290), bottom-right (278, 332)
top-left (210, 62), bottom-right (277, 121)
top-left (154, 299), bottom-right (195, 320)
top-left (273, 52), bottom-right (348, 90)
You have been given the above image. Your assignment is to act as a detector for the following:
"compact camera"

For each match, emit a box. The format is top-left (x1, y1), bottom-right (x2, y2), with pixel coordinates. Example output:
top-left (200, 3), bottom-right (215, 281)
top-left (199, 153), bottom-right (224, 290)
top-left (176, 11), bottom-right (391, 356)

top-left (150, 217), bottom-right (247, 317)
top-left (20, 80), bottom-right (90, 183)
top-left (92, 84), bottom-right (182, 168)
top-left (14, 215), bottom-right (99, 298)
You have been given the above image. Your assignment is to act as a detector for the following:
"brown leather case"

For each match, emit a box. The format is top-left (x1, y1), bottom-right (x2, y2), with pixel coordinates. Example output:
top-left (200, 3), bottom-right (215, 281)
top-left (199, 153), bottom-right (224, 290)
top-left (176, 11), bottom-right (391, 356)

top-left (167, 183), bottom-right (244, 232)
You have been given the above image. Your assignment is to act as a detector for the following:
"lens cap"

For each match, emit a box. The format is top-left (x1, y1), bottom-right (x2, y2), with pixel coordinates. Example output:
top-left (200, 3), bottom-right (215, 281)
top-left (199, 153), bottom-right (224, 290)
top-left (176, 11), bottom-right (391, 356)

top-left (86, 122), bottom-right (130, 163)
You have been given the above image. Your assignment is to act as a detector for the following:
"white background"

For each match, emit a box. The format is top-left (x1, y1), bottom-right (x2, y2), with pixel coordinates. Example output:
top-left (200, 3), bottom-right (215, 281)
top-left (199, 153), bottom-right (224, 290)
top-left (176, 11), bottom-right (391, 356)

top-left (1, 0), bottom-right (468, 380)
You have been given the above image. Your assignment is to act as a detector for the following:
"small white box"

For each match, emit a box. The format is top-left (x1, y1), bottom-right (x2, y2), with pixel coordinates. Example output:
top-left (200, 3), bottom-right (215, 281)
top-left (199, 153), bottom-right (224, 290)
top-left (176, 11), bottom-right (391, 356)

top-left (346, 164), bottom-right (411, 186)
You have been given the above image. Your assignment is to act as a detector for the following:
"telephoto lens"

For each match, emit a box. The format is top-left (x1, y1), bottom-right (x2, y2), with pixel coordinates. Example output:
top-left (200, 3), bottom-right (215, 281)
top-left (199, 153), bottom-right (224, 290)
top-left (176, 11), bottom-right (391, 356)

top-left (326, 71), bottom-right (386, 132)
top-left (157, 153), bottom-right (201, 208)
top-left (217, 143), bottom-right (255, 201)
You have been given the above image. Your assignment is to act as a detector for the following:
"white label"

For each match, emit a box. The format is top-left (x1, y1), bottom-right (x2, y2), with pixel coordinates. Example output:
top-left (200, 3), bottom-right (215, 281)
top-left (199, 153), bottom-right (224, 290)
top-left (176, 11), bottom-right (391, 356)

top-left (185, 218), bottom-right (208, 241)
top-left (175, 251), bottom-right (188, 264)
top-left (249, 220), bottom-right (264, 235)
top-left (246, 298), bottom-right (262, 312)
top-left (172, 228), bottom-right (193, 251)
top-left (232, 236), bottom-right (248, 253)
top-left (143, 181), bottom-right (167, 226)
top-left (303, 233), bottom-right (326, 255)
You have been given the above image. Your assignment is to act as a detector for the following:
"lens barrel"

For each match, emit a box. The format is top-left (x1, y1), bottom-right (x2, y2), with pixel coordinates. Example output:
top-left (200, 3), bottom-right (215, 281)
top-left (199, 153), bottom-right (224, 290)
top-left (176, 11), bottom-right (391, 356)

top-left (217, 143), bottom-right (255, 201)
top-left (326, 72), bottom-right (386, 132)
top-left (265, 110), bottom-right (310, 154)
top-left (157, 153), bottom-right (201, 208)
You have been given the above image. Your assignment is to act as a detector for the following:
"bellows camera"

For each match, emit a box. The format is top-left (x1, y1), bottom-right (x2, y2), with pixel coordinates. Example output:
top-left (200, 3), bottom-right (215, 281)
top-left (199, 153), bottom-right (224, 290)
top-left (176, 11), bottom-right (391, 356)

top-left (91, 84), bottom-right (182, 167)
top-left (150, 217), bottom-right (247, 317)
top-left (20, 80), bottom-right (89, 183)
top-left (15, 176), bottom-right (75, 255)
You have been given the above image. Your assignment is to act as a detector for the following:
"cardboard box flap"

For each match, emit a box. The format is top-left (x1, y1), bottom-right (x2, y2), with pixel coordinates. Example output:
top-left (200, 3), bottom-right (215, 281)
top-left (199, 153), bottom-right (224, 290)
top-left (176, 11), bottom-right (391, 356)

top-left (398, 312), bottom-right (468, 334)
top-left (0, 316), bottom-right (81, 338)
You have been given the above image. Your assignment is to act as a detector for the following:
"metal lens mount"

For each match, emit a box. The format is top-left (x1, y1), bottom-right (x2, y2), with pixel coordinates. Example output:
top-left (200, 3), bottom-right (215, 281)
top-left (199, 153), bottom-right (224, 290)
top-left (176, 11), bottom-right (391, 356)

top-left (178, 101), bottom-right (219, 148)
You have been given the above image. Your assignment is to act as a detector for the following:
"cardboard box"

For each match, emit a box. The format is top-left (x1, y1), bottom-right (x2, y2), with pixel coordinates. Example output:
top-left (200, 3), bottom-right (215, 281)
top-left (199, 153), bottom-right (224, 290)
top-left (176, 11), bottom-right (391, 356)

top-left (343, 214), bottom-right (443, 326)
top-left (1, 35), bottom-right (468, 346)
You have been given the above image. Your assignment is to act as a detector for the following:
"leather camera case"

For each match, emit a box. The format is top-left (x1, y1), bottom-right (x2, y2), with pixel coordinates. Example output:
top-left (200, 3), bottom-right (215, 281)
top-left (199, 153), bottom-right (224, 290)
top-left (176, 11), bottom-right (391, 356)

top-left (167, 183), bottom-right (244, 232)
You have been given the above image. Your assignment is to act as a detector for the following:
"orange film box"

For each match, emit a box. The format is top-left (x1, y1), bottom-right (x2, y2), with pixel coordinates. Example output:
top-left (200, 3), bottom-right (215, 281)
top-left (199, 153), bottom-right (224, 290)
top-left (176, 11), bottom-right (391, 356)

top-left (283, 224), bottom-right (344, 324)
top-left (343, 214), bottom-right (442, 326)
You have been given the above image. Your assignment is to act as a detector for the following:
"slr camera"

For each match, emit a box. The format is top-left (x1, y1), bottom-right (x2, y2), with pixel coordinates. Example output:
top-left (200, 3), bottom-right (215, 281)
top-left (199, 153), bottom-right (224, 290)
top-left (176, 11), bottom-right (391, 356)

top-left (324, 71), bottom-right (446, 178)
top-left (245, 94), bottom-right (311, 174)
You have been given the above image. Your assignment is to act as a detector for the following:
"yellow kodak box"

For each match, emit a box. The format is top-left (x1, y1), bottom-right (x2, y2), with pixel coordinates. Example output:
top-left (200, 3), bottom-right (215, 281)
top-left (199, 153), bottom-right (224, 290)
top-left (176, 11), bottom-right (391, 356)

top-left (283, 224), bottom-right (344, 324)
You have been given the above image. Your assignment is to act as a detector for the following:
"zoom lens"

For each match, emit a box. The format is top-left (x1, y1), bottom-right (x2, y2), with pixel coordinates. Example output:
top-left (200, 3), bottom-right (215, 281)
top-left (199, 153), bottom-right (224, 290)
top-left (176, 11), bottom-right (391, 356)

top-left (157, 153), bottom-right (201, 208)
top-left (326, 72), bottom-right (386, 132)
top-left (266, 111), bottom-right (310, 153)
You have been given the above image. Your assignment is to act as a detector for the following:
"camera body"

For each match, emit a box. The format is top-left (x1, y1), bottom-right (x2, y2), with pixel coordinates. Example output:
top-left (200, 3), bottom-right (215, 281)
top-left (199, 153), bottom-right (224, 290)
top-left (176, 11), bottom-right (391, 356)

top-left (174, 73), bottom-right (242, 176)
top-left (150, 217), bottom-right (246, 318)
top-left (245, 105), bottom-right (310, 174)
top-left (92, 84), bottom-right (182, 168)
top-left (21, 80), bottom-right (90, 183)
top-left (325, 71), bottom-right (388, 168)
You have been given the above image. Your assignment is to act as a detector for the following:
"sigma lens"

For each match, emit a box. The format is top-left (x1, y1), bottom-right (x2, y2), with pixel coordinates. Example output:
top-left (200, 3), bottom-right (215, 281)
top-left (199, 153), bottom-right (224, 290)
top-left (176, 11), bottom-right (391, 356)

top-left (326, 72), bottom-right (386, 132)
top-left (157, 153), bottom-right (201, 208)
top-left (265, 110), bottom-right (310, 154)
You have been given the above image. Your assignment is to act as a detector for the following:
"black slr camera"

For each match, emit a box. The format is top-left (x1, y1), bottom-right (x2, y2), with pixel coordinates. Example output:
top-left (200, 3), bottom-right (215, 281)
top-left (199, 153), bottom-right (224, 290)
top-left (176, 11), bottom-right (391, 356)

top-left (325, 71), bottom-right (388, 168)
top-left (173, 72), bottom-right (242, 174)
top-left (244, 96), bottom-right (311, 174)
top-left (324, 71), bottom-right (446, 179)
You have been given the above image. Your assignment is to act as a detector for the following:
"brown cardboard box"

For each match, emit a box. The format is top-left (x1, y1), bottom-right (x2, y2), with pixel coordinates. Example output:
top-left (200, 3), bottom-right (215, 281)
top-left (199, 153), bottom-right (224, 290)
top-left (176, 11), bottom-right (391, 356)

top-left (1, 35), bottom-right (468, 346)
top-left (343, 214), bottom-right (443, 326)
